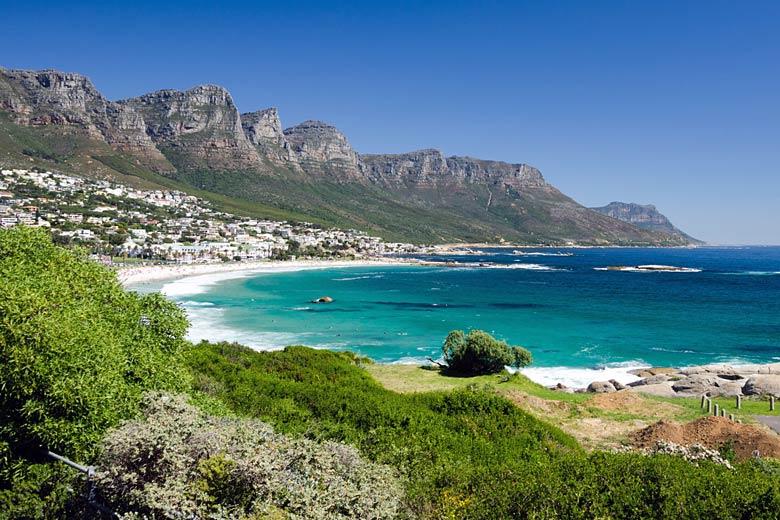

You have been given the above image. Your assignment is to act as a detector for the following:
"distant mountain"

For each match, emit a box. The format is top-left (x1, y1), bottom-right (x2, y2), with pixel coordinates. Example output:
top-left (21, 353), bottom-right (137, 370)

top-left (590, 202), bottom-right (702, 244)
top-left (0, 66), bottom-right (694, 246)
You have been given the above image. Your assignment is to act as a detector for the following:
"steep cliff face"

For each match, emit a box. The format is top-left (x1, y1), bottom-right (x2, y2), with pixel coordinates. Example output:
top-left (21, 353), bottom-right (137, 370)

top-left (361, 151), bottom-right (548, 190)
top-left (0, 67), bottom-right (173, 171)
top-left (0, 66), bottom-right (698, 245)
top-left (590, 202), bottom-right (702, 243)
top-left (240, 108), bottom-right (296, 164)
top-left (119, 86), bottom-right (260, 171)
top-left (283, 120), bottom-right (361, 178)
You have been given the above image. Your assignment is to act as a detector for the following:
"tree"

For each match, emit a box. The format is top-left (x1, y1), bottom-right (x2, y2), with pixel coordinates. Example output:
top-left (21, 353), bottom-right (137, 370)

top-left (0, 226), bottom-right (191, 514)
top-left (442, 329), bottom-right (532, 375)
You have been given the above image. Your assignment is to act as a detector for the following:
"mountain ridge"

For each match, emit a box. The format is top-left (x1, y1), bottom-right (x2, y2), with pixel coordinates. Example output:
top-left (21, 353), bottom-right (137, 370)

top-left (0, 66), bottom-right (694, 246)
top-left (590, 201), bottom-right (703, 244)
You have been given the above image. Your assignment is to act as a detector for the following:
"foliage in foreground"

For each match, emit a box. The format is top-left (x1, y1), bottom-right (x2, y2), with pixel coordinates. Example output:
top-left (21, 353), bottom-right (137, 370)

top-left (0, 226), bottom-right (191, 515)
top-left (187, 341), bottom-right (780, 519)
top-left (442, 329), bottom-right (532, 375)
top-left (95, 393), bottom-right (405, 519)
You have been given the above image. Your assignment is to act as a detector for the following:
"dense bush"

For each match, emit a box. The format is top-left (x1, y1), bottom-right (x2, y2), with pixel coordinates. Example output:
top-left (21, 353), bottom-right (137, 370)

top-left (0, 226), bottom-right (190, 515)
top-left (96, 393), bottom-right (406, 519)
top-left (187, 341), bottom-right (780, 519)
top-left (442, 329), bottom-right (532, 375)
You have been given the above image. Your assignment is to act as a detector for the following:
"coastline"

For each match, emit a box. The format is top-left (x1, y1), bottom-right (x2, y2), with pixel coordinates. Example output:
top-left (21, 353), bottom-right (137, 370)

top-left (117, 257), bottom-right (421, 287)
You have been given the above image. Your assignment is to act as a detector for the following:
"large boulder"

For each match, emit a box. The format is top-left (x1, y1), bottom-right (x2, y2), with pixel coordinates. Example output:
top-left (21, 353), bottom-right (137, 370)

top-left (627, 374), bottom-right (672, 387)
top-left (743, 375), bottom-right (780, 396)
top-left (671, 374), bottom-right (720, 394)
top-left (587, 381), bottom-right (616, 393)
top-left (672, 374), bottom-right (744, 396)
top-left (627, 383), bottom-right (678, 398)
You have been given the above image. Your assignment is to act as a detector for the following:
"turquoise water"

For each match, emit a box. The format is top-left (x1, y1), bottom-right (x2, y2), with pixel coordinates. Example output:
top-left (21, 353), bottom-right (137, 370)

top-left (136, 247), bottom-right (780, 387)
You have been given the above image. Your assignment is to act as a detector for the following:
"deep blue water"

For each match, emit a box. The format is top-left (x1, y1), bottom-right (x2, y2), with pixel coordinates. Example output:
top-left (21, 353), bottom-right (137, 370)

top-left (141, 247), bottom-right (780, 387)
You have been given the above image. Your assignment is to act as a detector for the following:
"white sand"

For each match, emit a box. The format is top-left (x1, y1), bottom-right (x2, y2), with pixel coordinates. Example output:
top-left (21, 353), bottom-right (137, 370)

top-left (116, 257), bottom-right (417, 287)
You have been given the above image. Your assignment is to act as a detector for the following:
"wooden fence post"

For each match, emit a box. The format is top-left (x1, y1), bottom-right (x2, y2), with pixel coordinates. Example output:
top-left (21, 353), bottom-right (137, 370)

top-left (736, 395), bottom-right (742, 409)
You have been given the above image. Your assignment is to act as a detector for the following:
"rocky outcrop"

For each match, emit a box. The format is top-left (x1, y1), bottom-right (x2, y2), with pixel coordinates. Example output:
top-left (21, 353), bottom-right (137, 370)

top-left (119, 85), bottom-right (261, 171)
top-left (590, 202), bottom-right (702, 244)
top-left (360, 150), bottom-right (549, 190)
top-left (240, 108), bottom-right (296, 164)
top-left (617, 363), bottom-right (780, 397)
top-left (742, 375), bottom-right (780, 396)
top-left (283, 120), bottom-right (361, 178)
top-left (587, 381), bottom-right (617, 393)
top-left (0, 67), bottom-right (173, 172)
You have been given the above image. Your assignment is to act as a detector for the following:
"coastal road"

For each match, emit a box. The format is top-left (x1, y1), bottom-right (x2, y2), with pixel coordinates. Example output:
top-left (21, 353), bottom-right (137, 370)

top-left (753, 415), bottom-right (780, 435)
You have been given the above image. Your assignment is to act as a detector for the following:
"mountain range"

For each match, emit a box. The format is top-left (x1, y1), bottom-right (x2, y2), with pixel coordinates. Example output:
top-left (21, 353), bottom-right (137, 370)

top-left (0, 67), bottom-right (697, 245)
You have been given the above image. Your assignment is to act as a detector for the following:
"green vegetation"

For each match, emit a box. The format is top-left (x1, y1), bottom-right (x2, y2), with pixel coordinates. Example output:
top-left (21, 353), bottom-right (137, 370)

top-left (0, 226), bottom-right (190, 516)
top-left (187, 341), bottom-right (780, 519)
top-left (441, 329), bottom-right (532, 375)
top-left (0, 231), bottom-right (778, 518)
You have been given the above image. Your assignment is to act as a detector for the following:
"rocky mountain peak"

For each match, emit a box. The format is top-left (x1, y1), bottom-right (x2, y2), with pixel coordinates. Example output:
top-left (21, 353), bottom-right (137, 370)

top-left (120, 84), bottom-right (259, 170)
top-left (240, 108), bottom-right (295, 163)
top-left (0, 67), bottom-right (105, 129)
top-left (360, 150), bottom-right (548, 190)
top-left (283, 120), bottom-right (360, 173)
top-left (242, 108), bottom-right (282, 142)
top-left (590, 201), bottom-right (702, 244)
top-left (0, 67), bottom-right (173, 172)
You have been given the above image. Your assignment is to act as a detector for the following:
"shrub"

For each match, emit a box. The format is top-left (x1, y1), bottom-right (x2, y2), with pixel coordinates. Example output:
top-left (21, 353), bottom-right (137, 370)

top-left (96, 393), bottom-right (407, 519)
top-left (442, 330), bottom-right (532, 375)
top-left (0, 226), bottom-right (190, 515)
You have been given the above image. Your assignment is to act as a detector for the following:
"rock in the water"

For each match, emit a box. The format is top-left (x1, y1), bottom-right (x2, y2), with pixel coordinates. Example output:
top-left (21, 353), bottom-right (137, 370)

top-left (743, 375), bottom-right (780, 396)
top-left (587, 381), bottom-right (616, 393)
top-left (311, 296), bottom-right (333, 303)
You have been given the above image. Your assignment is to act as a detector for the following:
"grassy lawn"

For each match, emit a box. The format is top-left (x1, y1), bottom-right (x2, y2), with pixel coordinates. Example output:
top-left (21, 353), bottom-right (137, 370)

top-left (366, 363), bottom-right (780, 450)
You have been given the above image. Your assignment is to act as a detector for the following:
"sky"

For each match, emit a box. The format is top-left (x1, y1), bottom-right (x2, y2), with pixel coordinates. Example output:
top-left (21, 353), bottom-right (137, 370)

top-left (2, 0), bottom-right (778, 244)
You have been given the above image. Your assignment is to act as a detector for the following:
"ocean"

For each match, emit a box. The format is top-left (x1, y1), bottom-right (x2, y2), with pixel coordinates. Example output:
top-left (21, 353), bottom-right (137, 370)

top-left (133, 247), bottom-right (780, 388)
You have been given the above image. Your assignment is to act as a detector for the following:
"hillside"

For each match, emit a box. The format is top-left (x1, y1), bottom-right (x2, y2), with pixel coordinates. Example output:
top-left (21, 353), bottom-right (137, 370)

top-left (591, 201), bottom-right (703, 244)
top-left (0, 67), bottom-right (694, 245)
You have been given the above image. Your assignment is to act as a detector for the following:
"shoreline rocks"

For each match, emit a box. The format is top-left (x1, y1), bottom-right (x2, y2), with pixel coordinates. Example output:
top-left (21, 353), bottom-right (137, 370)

top-left (582, 363), bottom-right (780, 398)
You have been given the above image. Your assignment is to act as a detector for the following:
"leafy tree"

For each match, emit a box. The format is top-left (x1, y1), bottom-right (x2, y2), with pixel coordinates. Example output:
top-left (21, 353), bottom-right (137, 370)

top-left (0, 226), bottom-right (191, 514)
top-left (442, 329), bottom-right (532, 375)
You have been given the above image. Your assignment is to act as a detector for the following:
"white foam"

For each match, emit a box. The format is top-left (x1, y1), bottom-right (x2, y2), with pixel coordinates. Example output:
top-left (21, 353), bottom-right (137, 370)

top-left (594, 265), bottom-right (701, 273)
top-left (498, 263), bottom-right (561, 271)
top-left (333, 274), bottom-right (384, 281)
top-left (162, 270), bottom-right (258, 297)
top-left (184, 304), bottom-right (311, 350)
top-left (518, 361), bottom-right (646, 389)
top-left (513, 251), bottom-right (573, 257)
top-left (391, 356), bottom-right (432, 365)
top-left (160, 263), bottom-right (372, 298)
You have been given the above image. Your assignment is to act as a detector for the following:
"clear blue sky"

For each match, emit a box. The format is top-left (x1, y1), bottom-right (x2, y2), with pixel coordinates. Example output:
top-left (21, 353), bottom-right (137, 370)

top-left (2, 0), bottom-right (778, 244)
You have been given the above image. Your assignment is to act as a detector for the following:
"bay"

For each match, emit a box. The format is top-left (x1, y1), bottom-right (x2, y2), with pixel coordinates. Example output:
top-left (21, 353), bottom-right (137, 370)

top-left (134, 247), bottom-right (780, 387)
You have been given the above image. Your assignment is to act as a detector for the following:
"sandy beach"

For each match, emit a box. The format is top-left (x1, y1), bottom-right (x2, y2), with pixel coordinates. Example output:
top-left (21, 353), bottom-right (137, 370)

top-left (116, 257), bottom-right (418, 287)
